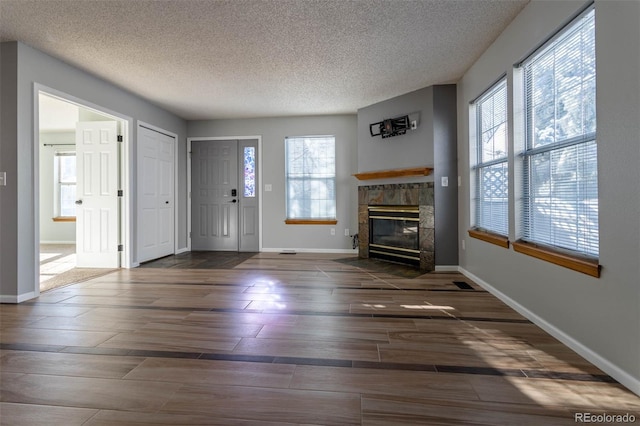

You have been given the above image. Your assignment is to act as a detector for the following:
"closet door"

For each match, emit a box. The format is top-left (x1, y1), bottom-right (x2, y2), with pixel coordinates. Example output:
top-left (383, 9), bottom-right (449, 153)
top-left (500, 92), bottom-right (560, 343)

top-left (137, 125), bottom-right (175, 263)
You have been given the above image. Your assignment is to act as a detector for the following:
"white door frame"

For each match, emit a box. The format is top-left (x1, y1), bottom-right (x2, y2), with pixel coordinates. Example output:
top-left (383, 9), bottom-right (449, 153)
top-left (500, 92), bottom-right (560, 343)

top-left (136, 120), bottom-right (179, 262)
top-left (187, 136), bottom-right (263, 252)
top-left (33, 84), bottom-right (133, 297)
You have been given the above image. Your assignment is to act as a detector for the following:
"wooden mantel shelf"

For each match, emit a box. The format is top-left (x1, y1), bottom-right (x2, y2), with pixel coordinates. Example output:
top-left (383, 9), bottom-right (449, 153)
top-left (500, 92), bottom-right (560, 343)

top-left (353, 167), bottom-right (433, 181)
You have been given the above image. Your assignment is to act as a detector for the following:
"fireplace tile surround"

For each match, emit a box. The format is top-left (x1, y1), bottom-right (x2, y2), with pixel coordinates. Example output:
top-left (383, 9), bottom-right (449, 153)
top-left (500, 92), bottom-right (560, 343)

top-left (358, 182), bottom-right (435, 272)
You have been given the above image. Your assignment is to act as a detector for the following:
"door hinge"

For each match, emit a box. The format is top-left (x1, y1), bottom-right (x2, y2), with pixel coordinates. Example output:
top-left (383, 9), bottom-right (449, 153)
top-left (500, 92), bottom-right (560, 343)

top-left (118, 244), bottom-right (124, 252)
top-left (117, 190), bottom-right (123, 197)
top-left (117, 135), bottom-right (123, 142)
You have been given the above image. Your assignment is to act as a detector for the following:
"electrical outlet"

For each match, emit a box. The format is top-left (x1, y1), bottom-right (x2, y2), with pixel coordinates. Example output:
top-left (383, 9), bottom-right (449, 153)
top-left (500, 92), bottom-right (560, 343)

top-left (0, 172), bottom-right (6, 186)
top-left (344, 228), bottom-right (350, 236)
top-left (264, 184), bottom-right (272, 192)
top-left (330, 228), bottom-right (336, 236)
top-left (441, 176), bottom-right (449, 187)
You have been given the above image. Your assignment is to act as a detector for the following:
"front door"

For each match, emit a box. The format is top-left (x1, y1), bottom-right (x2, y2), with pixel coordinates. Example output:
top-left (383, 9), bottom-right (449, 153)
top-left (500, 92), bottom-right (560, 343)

top-left (75, 121), bottom-right (120, 268)
top-left (191, 139), bottom-right (260, 251)
top-left (191, 140), bottom-right (239, 251)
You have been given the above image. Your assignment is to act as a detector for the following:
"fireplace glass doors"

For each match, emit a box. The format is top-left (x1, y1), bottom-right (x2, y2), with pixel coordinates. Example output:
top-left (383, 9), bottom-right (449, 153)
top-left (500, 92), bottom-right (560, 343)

top-left (368, 205), bottom-right (420, 266)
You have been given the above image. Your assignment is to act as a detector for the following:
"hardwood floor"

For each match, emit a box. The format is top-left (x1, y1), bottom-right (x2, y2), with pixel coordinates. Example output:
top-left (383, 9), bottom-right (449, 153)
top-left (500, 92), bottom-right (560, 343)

top-left (1, 253), bottom-right (638, 425)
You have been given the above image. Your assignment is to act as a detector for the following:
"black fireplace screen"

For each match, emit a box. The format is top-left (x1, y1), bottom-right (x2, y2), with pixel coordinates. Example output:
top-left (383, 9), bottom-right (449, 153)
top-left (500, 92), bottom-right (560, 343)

top-left (368, 206), bottom-right (420, 265)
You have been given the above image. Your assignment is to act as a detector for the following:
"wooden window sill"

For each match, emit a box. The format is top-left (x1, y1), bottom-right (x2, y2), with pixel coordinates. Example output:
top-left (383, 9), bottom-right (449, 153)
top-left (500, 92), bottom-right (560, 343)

top-left (53, 217), bottom-right (76, 222)
top-left (512, 240), bottom-right (600, 278)
top-left (468, 228), bottom-right (509, 248)
top-left (285, 219), bottom-right (338, 225)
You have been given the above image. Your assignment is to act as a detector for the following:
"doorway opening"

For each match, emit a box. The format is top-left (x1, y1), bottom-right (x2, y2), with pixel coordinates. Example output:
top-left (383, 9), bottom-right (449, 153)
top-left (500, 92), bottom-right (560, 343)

top-left (36, 88), bottom-right (130, 292)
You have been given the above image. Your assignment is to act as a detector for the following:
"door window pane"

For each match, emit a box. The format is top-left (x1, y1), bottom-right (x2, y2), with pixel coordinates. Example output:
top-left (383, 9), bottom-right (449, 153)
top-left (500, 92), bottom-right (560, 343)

top-left (243, 146), bottom-right (256, 197)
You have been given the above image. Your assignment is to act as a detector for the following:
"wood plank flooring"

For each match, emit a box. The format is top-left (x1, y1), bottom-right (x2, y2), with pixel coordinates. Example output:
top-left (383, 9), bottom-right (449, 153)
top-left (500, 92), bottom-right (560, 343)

top-left (1, 252), bottom-right (639, 425)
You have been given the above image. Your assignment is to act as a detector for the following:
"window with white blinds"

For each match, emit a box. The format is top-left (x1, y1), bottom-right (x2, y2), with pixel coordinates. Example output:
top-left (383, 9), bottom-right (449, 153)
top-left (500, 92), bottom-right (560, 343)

top-left (473, 79), bottom-right (508, 236)
top-left (285, 136), bottom-right (336, 220)
top-left (54, 151), bottom-right (77, 218)
top-left (520, 6), bottom-right (598, 257)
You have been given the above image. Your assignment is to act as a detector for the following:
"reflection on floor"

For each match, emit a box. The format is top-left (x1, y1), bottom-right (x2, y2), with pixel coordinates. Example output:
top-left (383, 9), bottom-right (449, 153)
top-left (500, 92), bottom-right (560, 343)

top-left (3, 252), bottom-right (638, 424)
top-left (39, 244), bottom-right (115, 292)
top-left (40, 244), bottom-right (76, 283)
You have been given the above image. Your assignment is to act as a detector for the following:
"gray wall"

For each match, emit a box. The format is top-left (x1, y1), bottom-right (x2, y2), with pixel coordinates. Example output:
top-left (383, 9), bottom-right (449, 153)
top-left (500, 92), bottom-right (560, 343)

top-left (0, 41), bottom-right (188, 301)
top-left (0, 42), bottom-right (19, 299)
top-left (457, 0), bottom-right (639, 393)
top-left (432, 85), bottom-right (458, 266)
top-left (357, 85), bottom-right (458, 266)
top-left (188, 115), bottom-right (358, 251)
top-left (357, 86), bottom-right (434, 173)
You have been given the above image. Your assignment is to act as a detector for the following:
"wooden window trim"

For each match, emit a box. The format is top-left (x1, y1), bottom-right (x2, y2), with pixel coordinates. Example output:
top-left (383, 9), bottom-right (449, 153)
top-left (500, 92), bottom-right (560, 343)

top-left (285, 219), bottom-right (338, 225)
top-left (468, 228), bottom-right (509, 248)
top-left (512, 239), bottom-right (600, 278)
top-left (52, 216), bottom-right (76, 222)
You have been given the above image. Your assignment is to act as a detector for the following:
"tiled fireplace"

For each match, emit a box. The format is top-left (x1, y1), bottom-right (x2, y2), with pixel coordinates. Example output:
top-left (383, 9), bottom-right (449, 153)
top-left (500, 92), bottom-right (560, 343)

top-left (358, 182), bottom-right (435, 272)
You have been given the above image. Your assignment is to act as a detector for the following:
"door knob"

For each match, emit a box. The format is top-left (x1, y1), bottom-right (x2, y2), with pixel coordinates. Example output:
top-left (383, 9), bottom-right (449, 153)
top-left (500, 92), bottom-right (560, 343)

top-left (230, 199), bottom-right (237, 203)
top-left (75, 200), bottom-right (83, 205)
top-left (165, 201), bottom-right (169, 204)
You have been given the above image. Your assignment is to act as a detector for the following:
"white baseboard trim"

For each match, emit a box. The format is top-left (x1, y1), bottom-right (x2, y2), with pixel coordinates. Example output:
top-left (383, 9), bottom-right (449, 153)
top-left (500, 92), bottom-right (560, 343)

top-left (0, 291), bottom-right (38, 304)
top-left (435, 265), bottom-right (460, 272)
top-left (459, 267), bottom-right (640, 397)
top-left (262, 248), bottom-right (358, 254)
top-left (39, 241), bottom-right (75, 245)
top-left (175, 247), bottom-right (189, 255)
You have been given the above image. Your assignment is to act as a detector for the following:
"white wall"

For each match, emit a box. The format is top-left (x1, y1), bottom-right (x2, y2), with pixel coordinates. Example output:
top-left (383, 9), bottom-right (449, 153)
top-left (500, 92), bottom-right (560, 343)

top-left (188, 115), bottom-right (358, 252)
top-left (457, 0), bottom-right (640, 394)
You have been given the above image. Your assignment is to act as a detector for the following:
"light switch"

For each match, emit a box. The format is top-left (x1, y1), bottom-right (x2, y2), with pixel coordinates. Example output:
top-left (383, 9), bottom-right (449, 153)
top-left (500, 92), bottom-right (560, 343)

top-left (441, 176), bottom-right (448, 187)
top-left (265, 184), bottom-right (272, 192)
top-left (0, 172), bottom-right (6, 186)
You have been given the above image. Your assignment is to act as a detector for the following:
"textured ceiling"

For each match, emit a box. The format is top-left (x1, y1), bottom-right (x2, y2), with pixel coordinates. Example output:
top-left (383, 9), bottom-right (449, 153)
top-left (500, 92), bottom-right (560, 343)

top-left (1, 0), bottom-right (528, 120)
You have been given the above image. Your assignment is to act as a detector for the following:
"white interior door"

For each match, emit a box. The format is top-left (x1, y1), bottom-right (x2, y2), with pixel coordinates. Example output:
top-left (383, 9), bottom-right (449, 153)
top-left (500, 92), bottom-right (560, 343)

top-left (191, 140), bottom-right (239, 251)
top-left (137, 125), bottom-right (175, 263)
top-left (75, 121), bottom-right (120, 268)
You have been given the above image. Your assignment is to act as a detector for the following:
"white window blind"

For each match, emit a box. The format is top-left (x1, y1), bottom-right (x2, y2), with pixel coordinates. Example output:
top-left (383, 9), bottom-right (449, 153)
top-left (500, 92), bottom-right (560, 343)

top-left (473, 79), bottom-right (508, 235)
top-left (54, 151), bottom-right (77, 217)
top-left (521, 6), bottom-right (598, 257)
top-left (285, 136), bottom-right (336, 220)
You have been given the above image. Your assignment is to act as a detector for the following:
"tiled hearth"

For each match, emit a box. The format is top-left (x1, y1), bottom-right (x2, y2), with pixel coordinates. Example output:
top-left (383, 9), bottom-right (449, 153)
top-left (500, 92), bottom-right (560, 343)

top-left (358, 182), bottom-right (435, 272)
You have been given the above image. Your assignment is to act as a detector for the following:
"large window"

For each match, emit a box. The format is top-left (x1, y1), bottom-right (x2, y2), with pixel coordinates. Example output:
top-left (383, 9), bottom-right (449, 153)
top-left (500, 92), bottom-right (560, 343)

top-left (520, 6), bottom-right (597, 257)
top-left (285, 136), bottom-right (336, 223)
top-left (472, 78), bottom-right (508, 237)
top-left (54, 151), bottom-right (77, 219)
